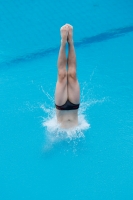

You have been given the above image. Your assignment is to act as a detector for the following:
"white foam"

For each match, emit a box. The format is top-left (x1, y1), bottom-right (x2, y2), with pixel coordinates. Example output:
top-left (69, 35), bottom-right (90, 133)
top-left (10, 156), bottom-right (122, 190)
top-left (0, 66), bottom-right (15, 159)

top-left (42, 109), bottom-right (90, 143)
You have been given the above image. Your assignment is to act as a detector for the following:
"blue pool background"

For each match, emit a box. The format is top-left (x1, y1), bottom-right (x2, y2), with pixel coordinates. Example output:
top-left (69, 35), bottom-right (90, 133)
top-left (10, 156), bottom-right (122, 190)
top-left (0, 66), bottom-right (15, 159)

top-left (0, 0), bottom-right (133, 199)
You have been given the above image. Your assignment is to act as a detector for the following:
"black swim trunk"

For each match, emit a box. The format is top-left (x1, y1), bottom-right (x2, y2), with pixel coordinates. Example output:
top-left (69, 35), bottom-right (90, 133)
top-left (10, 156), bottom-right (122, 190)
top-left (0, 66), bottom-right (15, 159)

top-left (55, 99), bottom-right (80, 110)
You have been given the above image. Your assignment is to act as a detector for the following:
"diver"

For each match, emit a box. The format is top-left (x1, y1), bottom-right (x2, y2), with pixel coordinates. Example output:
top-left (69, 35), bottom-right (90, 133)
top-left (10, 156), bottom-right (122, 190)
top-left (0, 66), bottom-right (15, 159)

top-left (55, 24), bottom-right (80, 129)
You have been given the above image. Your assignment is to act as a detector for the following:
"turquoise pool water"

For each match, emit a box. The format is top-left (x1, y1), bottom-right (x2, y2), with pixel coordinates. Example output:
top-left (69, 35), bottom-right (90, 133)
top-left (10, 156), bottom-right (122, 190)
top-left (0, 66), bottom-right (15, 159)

top-left (0, 0), bottom-right (133, 199)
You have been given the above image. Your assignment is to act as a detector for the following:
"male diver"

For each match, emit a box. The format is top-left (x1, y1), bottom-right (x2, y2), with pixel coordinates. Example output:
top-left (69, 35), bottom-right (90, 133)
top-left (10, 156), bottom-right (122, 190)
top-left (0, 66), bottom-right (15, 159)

top-left (55, 24), bottom-right (80, 129)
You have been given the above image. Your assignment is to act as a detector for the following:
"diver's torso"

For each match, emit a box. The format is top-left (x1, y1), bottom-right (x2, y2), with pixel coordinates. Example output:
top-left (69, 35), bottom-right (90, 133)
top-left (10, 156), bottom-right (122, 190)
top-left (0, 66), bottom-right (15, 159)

top-left (56, 109), bottom-right (78, 128)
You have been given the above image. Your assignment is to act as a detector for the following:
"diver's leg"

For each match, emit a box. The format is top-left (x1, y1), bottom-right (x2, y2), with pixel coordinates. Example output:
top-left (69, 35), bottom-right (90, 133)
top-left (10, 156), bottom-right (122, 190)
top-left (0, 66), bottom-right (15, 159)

top-left (55, 24), bottom-right (68, 106)
top-left (67, 24), bottom-right (80, 104)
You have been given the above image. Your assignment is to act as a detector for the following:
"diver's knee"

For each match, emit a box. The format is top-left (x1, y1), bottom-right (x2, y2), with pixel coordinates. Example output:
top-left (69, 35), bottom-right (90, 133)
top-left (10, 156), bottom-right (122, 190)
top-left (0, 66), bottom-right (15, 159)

top-left (68, 69), bottom-right (77, 80)
top-left (58, 71), bottom-right (67, 82)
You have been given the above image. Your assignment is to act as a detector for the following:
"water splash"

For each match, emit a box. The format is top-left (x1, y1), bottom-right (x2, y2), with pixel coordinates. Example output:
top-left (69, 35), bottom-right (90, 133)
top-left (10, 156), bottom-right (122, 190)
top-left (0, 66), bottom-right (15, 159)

top-left (41, 99), bottom-right (105, 144)
top-left (41, 105), bottom-right (89, 139)
top-left (41, 82), bottom-right (106, 150)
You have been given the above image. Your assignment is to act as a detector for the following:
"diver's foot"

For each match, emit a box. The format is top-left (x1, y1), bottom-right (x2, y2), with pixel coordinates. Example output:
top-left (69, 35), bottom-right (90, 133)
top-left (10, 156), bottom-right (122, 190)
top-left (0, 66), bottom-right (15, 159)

top-left (60, 24), bottom-right (69, 45)
top-left (67, 24), bottom-right (73, 44)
